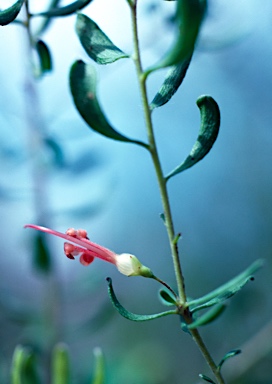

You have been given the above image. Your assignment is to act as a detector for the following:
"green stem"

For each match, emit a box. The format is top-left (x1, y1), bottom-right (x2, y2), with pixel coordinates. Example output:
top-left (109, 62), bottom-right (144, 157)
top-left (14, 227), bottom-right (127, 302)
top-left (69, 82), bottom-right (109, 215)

top-left (129, 0), bottom-right (186, 305)
top-left (129, 3), bottom-right (226, 384)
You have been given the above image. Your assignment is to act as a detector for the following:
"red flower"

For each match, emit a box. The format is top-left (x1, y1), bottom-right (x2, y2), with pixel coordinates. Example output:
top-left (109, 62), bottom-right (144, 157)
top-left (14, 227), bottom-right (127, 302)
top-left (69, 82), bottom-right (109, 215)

top-left (25, 225), bottom-right (153, 277)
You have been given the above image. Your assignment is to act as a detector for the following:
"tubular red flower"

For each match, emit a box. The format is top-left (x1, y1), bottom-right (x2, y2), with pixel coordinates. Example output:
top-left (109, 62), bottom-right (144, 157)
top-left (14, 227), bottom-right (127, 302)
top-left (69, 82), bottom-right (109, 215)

top-left (24, 224), bottom-right (154, 277)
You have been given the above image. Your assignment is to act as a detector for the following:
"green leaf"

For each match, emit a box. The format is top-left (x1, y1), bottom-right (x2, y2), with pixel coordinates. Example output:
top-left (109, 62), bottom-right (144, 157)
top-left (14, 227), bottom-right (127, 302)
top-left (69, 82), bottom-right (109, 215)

top-left (199, 374), bottom-right (216, 384)
top-left (107, 278), bottom-right (177, 321)
top-left (188, 259), bottom-right (264, 312)
top-left (52, 343), bottom-right (70, 384)
top-left (187, 304), bottom-right (226, 329)
top-left (158, 289), bottom-right (177, 306)
top-left (0, 0), bottom-right (25, 26)
top-left (92, 347), bottom-right (105, 384)
top-left (218, 349), bottom-right (241, 372)
top-left (44, 137), bottom-right (65, 167)
top-left (165, 95), bottom-right (220, 181)
top-left (150, 56), bottom-right (192, 110)
top-left (36, 40), bottom-right (53, 74)
top-left (76, 13), bottom-right (129, 64)
top-left (36, 0), bottom-right (94, 17)
top-left (33, 0), bottom-right (61, 37)
top-left (11, 345), bottom-right (40, 384)
top-left (69, 60), bottom-right (148, 148)
top-left (145, 0), bottom-right (207, 74)
top-left (33, 232), bottom-right (52, 274)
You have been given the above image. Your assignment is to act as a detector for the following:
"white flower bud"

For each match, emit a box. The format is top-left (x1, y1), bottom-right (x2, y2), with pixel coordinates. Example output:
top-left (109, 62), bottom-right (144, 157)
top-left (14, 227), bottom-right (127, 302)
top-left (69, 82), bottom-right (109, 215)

top-left (115, 253), bottom-right (154, 278)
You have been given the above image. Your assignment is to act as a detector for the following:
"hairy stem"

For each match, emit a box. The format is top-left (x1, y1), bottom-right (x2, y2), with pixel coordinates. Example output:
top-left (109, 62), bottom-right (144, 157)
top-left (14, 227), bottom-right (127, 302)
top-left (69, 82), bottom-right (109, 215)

top-left (129, 2), bottom-right (226, 383)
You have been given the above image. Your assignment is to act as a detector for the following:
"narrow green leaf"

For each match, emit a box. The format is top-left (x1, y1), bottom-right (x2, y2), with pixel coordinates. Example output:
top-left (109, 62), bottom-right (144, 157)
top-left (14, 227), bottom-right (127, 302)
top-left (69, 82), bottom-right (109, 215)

top-left (36, 40), bottom-right (53, 74)
top-left (218, 349), bottom-right (241, 372)
top-left (107, 278), bottom-right (177, 321)
top-left (69, 60), bottom-right (148, 148)
top-left (188, 259), bottom-right (264, 312)
top-left (44, 137), bottom-right (65, 167)
top-left (150, 56), bottom-right (192, 110)
top-left (52, 343), bottom-right (70, 384)
top-left (199, 374), bottom-right (216, 384)
top-left (187, 304), bottom-right (226, 329)
top-left (166, 95), bottom-right (220, 181)
top-left (0, 0), bottom-right (25, 26)
top-left (33, 232), bottom-right (52, 274)
top-left (158, 289), bottom-right (177, 306)
top-left (11, 346), bottom-right (39, 384)
top-left (33, 0), bottom-right (61, 37)
top-left (36, 0), bottom-right (94, 17)
top-left (92, 347), bottom-right (105, 384)
top-left (76, 13), bottom-right (129, 64)
top-left (145, 0), bottom-right (207, 74)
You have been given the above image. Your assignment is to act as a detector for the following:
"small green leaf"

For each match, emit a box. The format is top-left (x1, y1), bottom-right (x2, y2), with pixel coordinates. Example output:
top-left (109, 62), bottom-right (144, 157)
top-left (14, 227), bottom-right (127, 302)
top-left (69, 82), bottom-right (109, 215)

top-left (188, 259), bottom-right (264, 312)
top-left (44, 137), bottom-right (65, 167)
top-left (159, 289), bottom-right (177, 306)
top-left (145, 0), bottom-right (207, 74)
top-left (36, 40), bottom-right (53, 74)
top-left (150, 56), bottom-right (192, 110)
top-left (52, 343), bottom-right (70, 384)
top-left (92, 347), bottom-right (105, 384)
top-left (199, 374), bottom-right (216, 384)
top-left (11, 345), bottom-right (39, 384)
top-left (33, 232), bottom-right (52, 274)
top-left (187, 304), bottom-right (226, 329)
top-left (0, 0), bottom-right (25, 26)
top-left (69, 60), bottom-right (148, 148)
top-left (166, 95), bottom-right (220, 181)
top-left (36, 0), bottom-right (93, 17)
top-left (218, 349), bottom-right (241, 372)
top-left (107, 278), bottom-right (177, 321)
top-left (33, 0), bottom-right (61, 37)
top-left (76, 13), bottom-right (129, 64)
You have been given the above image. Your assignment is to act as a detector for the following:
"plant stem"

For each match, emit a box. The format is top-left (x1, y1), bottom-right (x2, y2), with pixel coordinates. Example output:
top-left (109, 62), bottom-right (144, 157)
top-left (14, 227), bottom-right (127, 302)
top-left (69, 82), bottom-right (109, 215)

top-left (129, 3), bottom-right (226, 383)
top-left (129, 0), bottom-right (186, 305)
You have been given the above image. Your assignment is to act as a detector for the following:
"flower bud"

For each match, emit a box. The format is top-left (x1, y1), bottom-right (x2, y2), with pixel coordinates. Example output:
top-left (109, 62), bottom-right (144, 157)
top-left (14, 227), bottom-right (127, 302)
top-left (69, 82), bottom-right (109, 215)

top-left (115, 253), bottom-right (154, 278)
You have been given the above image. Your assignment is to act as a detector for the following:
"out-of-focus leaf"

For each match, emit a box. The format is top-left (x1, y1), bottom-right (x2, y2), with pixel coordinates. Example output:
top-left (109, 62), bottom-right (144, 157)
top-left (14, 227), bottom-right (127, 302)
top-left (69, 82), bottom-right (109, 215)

top-left (158, 289), bottom-right (177, 306)
top-left (188, 259), bottom-right (264, 313)
top-left (150, 56), bottom-right (192, 110)
top-left (69, 60), bottom-right (148, 148)
top-left (145, 0), bottom-right (207, 74)
top-left (92, 348), bottom-right (105, 384)
top-left (187, 304), bottom-right (226, 329)
top-left (33, 232), bottom-right (52, 274)
top-left (52, 344), bottom-right (70, 384)
top-left (199, 374), bottom-right (216, 384)
top-left (0, 0), bottom-right (25, 26)
top-left (11, 346), bottom-right (40, 384)
top-left (107, 278), bottom-right (177, 321)
top-left (76, 13), bottom-right (129, 64)
top-left (34, 0), bottom-right (61, 37)
top-left (36, 40), bottom-right (52, 74)
top-left (44, 137), bottom-right (65, 167)
top-left (35, 0), bottom-right (93, 17)
top-left (218, 349), bottom-right (241, 372)
top-left (165, 95), bottom-right (220, 181)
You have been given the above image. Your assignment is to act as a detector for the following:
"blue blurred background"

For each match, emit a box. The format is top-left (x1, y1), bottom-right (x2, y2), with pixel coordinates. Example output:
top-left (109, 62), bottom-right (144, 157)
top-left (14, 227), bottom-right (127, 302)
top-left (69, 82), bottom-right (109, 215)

top-left (0, 0), bottom-right (271, 382)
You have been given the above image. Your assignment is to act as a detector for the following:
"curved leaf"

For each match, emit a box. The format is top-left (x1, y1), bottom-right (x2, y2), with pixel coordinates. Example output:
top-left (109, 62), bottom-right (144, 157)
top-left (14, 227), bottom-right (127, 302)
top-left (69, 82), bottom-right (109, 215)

top-left (218, 349), bottom-right (241, 372)
top-left (36, 0), bottom-right (93, 17)
top-left (150, 56), bottom-right (192, 110)
top-left (165, 95), bottom-right (220, 181)
top-left (0, 0), bottom-right (25, 26)
top-left (36, 40), bottom-right (53, 74)
top-left (107, 278), bottom-right (177, 321)
top-left (70, 60), bottom-right (148, 148)
top-left (76, 13), bottom-right (129, 64)
top-left (188, 259), bottom-right (264, 312)
top-left (199, 374), bottom-right (216, 384)
top-left (145, 0), bottom-right (207, 75)
top-left (187, 304), bottom-right (226, 329)
top-left (159, 289), bottom-right (178, 306)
